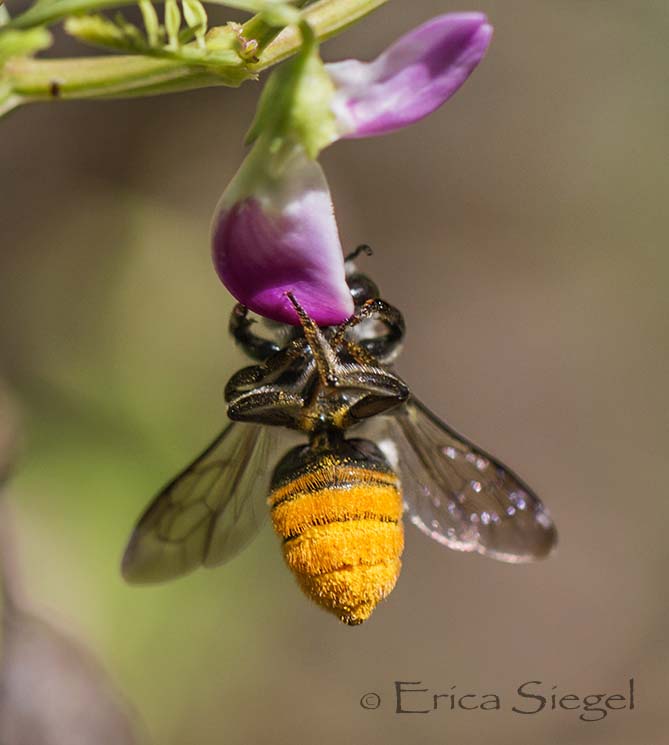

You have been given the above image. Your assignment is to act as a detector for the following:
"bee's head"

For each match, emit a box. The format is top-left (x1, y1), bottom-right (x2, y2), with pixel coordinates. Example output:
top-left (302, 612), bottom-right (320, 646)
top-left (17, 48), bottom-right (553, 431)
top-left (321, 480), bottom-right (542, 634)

top-left (345, 245), bottom-right (380, 307)
top-left (346, 271), bottom-right (380, 307)
top-left (230, 244), bottom-right (404, 364)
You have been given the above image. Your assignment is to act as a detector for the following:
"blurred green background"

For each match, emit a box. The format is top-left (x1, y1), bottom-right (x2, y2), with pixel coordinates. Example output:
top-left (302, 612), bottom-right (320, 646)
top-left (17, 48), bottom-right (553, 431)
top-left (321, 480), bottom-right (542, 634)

top-left (1, 0), bottom-right (669, 742)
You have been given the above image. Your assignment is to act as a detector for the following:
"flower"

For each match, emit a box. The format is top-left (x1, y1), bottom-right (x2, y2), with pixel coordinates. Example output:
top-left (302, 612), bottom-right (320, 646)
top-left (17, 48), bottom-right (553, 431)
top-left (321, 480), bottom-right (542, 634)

top-left (327, 13), bottom-right (493, 139)
top-left (212, 13), bottom-right (492, 325)
top-left (212, 144), bottom-right (353, 325)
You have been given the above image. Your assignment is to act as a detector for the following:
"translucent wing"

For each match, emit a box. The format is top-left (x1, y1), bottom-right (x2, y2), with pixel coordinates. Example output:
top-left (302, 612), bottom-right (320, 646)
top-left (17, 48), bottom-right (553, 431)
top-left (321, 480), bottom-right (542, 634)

top-left (122, 422), bottom-right (286, 583)
top-left (377, 398), bottom-right (557, 563)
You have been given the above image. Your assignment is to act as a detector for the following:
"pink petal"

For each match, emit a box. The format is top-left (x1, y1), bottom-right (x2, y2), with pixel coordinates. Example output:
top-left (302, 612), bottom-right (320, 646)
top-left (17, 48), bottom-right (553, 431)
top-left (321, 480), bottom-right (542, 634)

top-left (327, 13), bottom-right (493, 138)
top-left (212, 146), bottom-right (354, 326)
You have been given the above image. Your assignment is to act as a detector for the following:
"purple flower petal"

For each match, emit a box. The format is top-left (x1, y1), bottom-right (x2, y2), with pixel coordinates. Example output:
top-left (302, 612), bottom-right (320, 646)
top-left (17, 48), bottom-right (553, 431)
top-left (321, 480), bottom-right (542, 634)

top-left (212, 146), bottom-right (354, 326)
top-left (326, 13), bottom-right (493, 139)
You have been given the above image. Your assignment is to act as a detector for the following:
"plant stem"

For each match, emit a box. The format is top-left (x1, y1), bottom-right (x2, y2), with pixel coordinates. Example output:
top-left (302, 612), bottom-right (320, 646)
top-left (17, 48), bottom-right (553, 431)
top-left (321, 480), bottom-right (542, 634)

top-left (259, 0), bottom-right (387, 61)
top-left (9, 0), bottom-right (139, 30)
top-left (4, 0), bottom-right (388, 102)
top-left (241, 0), bottom-right (314, 57)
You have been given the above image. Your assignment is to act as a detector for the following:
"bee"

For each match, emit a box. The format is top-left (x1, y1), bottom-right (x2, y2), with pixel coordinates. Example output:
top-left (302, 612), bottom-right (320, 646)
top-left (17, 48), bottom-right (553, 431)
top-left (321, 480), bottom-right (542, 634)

top-left (122, 247), bottom-right (557, 625)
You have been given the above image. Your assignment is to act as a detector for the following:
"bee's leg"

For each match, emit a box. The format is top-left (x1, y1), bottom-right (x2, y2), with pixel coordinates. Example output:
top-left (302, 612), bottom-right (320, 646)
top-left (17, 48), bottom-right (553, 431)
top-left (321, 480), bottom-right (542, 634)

top-left (331, 341), bottom-right (409, 424)
top-left (224, 364), bottom-right (268, 400)
top-left (332, 299), bottom-right (405, 364)
top-left (285, 293), bottom-right (340, 387)
top-left (341, 339), bottom-right (379, 367)
top-left (224, 339), bottom-right (308, 400)
top-left (226, 384), bottom-right (305, 427)
top-left (226, 336), bottom-right (312, 427)
top-left (226, 340), bottom-right (317, 428)
top-left (229, 304), bottom-right (282, 362)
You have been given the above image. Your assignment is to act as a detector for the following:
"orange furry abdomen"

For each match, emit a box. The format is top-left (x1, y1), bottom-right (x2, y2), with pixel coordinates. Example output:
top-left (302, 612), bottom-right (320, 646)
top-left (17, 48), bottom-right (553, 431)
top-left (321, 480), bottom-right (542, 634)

top-left (269, 458), bottom-right (403, 625)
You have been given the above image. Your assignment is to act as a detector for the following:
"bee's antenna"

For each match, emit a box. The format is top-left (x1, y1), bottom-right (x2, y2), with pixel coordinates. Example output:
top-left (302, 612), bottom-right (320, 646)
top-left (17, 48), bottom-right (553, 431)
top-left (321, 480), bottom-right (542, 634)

top-left (345, 244), bottom-right (373, 263)
top-left (285, 293), bottom-right (339, 386)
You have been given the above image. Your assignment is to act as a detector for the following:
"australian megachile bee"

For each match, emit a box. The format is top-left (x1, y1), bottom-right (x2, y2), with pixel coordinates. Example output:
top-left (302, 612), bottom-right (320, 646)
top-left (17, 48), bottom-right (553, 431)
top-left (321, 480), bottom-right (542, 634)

top-left (122, 246), bottom-right (557, 625)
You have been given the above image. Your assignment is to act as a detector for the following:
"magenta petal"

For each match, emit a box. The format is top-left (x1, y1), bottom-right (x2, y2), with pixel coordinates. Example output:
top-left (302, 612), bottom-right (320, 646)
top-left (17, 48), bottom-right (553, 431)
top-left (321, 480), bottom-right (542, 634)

top-left (326, 13), bottom-right (493, 139)
top-left (212, 148), bottom-right (354, 326)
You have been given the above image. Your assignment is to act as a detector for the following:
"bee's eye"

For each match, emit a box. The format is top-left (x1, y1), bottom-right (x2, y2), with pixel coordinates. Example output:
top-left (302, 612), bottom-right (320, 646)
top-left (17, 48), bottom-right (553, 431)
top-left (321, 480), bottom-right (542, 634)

top-left (347, 273), bottom-right (380, 305)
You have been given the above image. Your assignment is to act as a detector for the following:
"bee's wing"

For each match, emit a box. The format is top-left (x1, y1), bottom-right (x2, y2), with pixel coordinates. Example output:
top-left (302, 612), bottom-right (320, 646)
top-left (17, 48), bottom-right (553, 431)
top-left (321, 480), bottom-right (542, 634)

top-left (122, 422), bottom-right (285, 583)
top-left (378, 398), bottom-right (557, 563)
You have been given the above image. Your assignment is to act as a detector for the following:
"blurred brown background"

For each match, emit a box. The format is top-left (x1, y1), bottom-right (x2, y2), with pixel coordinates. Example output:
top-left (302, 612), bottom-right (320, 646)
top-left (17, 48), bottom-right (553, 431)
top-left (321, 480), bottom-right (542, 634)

top-left (1, 1), bottom-right (668, 743)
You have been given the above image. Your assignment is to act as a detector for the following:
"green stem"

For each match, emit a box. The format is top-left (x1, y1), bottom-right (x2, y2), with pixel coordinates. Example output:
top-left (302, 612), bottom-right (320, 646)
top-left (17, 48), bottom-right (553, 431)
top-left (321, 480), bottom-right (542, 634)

top-left (4, 0), bottom-right (388, 102)
top-left (257, 0), bottom-right (387, 63)
top-left (8, 0), bottom-right (312, 31)
top-left (0, 4), bottom-right (11, 27)
top-left (241, 0), bottom-right (314, 57)
top-left (9, 0), bottom-right (139, 30)
top-left (0, 92), bottom-right (20, 116)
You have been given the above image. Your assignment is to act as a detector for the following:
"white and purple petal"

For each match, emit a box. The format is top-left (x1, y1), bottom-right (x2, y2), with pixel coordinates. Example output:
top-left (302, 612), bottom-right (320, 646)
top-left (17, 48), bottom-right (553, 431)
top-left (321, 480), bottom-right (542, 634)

top-left (212, 145), bottom-right (354, 326)
top-left (326, 12), bottom-right (493, 139)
